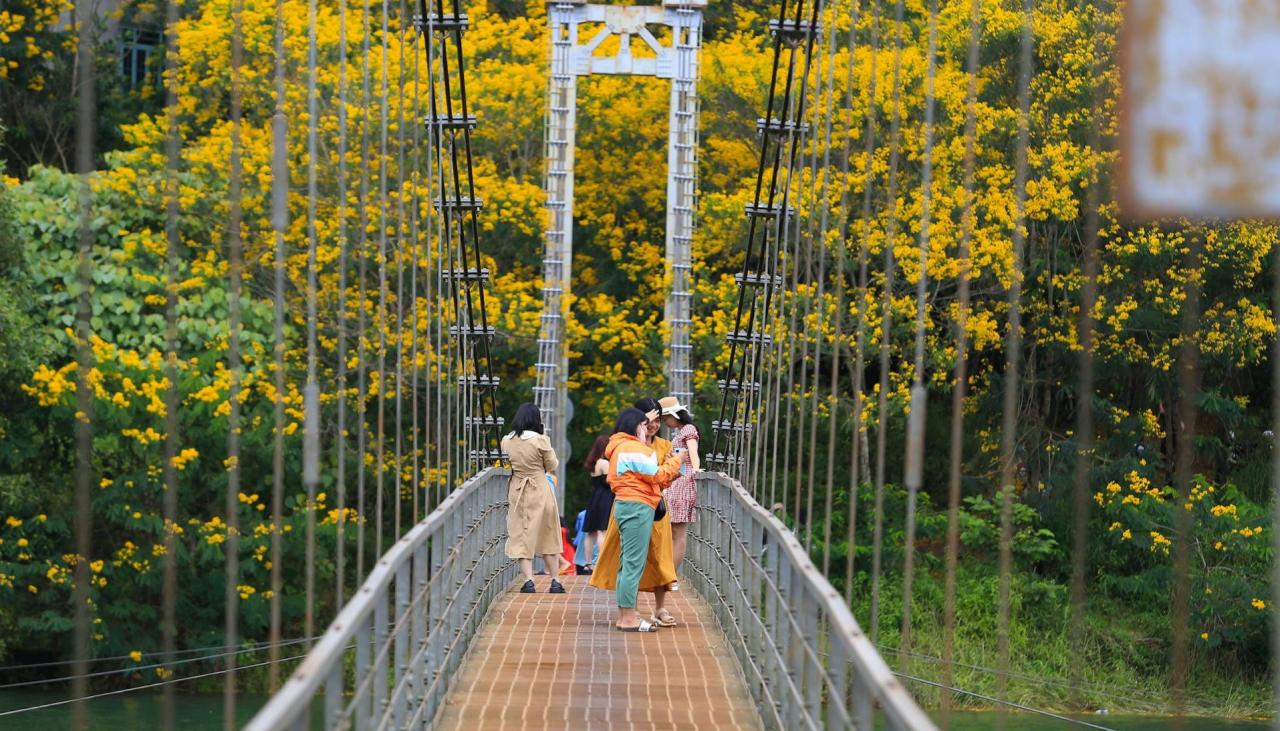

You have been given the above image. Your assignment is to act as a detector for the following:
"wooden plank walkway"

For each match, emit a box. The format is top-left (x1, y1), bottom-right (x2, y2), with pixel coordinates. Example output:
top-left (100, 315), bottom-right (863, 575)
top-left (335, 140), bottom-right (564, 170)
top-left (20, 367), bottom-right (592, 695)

top-left (434, 575), bottom-right (763, 730)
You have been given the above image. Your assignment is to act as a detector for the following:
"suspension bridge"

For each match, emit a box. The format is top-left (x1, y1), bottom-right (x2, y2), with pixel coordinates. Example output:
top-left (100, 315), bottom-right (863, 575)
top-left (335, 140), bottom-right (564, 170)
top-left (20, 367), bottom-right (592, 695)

top-left (246, 0), bottom-right (936, 726)
top-left (0, 0), bottom-right (1274, 727)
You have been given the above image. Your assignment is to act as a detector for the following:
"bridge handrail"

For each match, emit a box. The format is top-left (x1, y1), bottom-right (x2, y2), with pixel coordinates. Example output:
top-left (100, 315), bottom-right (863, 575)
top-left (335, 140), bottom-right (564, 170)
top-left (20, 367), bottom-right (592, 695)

top-left (690, 472), bottom-right (937, 731)
top-left (245, 467), bottom-right (513, 731)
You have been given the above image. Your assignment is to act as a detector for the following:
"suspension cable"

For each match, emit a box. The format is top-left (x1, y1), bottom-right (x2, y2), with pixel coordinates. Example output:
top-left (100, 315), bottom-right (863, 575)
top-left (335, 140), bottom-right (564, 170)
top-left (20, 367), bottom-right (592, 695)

top-left (303, 0), bottom-right (322, 652)
top-left (356, 0), bottom-right (373, 586)
top-left (393, 0), bottom-right (406, 544)
top-left (1271, 173), bottom-right (1280, 727)
top-left (711, 0), bottom-right (825, 477)
top-left (845, 0), bottom-right (880, 605)
top-left (414, 4), bottom-right (432, 514)
top-left (0, 636), bottom-right (326, 674)
top-left (427, 5), bottom-right (446, 507)
top-left (807, 4), bottom-right (840, 560)
top-left (756, 35), bottom-right (799, 505)
top-left (409, 0), bottom-right (423, 522)
top-left (792, 10), bottom-right (825, 537)
top-left (995, 0), bottom-right (1035, 721)
top-left (898, 0), bottom-right (939, 675)
top-left (266, 0), bottom-right (289, 695)
top-left (941, 0), bottom-right (983, 721)
top-left (778, 38), bottom-right (811, 512)
top-left (817, 0), bottom-right (849, 577)
top-left (1069, 0), bottom-right (1105, 708)
top-left (780, 13), bottom-right (822, 510)
top-left (868, 0), bottom-right (906, 646)
top-left (418, 0), bottom-right (504, 480)
top-left (0, 652), bottom-right (314, 719)
top-left (878, 643), bottom-right (1206, 711)
top-left (223, 0), bottom-right (247, 719)
top-left (160, 0), bottom-right (183, 724)
top-left (895, 673), bottom-right (1119, 731)
top-left (0, 637), bottom-right (321, 691)
top-left (350, 0), bottom-right (371, 588)
top-left (1169, 238), bottom-right (1205, 720)
top-left (335, 0), bottom-right (351, 613)
top-left (71, 0), bottom-right (97, 721)
top-left (376, 0), bottom-right (390, 564)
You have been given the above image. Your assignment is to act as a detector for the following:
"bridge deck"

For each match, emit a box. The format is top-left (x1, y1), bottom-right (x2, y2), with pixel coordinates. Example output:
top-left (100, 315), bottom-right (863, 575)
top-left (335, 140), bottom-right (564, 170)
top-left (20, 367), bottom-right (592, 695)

top-left (434, 575), bottom-right (762, 730)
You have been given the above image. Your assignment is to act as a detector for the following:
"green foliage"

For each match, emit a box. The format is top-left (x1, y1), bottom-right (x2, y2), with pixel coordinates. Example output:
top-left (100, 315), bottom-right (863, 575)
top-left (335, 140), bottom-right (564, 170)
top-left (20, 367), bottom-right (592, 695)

top-left (815, 477), bottom-right (1269, 715)
top-left (1091, 473), bottom-right (1271, 668)
top-left (0, 0), bottom-right (1273, 713)
top-left (0, 165), bottom-right (352, 669)
top-left (0, 0), bottom-right (151, 176)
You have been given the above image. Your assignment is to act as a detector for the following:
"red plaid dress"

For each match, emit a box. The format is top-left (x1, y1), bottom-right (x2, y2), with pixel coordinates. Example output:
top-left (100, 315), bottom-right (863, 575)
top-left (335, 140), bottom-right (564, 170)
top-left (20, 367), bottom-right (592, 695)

top-left (666, 424), bottom-right (700, 523)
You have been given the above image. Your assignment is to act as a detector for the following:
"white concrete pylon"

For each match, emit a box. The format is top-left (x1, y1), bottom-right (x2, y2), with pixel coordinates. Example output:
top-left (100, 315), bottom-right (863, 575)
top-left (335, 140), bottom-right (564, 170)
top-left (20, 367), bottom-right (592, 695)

top-left (537, 0), bottom-right (704, 505)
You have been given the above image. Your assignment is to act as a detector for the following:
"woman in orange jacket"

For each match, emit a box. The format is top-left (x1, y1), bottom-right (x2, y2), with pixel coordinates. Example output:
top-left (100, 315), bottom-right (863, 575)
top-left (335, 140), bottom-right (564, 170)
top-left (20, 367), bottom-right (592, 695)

top-left (590, 398), bottom-right (680, 627)
top-left (594, 408), bottom-right (682, 632)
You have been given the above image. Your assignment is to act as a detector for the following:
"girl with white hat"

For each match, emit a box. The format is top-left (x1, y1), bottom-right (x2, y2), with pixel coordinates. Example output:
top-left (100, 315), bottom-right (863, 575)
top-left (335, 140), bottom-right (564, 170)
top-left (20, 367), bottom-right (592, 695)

top-left (658, 396), bottom-right (700, 581)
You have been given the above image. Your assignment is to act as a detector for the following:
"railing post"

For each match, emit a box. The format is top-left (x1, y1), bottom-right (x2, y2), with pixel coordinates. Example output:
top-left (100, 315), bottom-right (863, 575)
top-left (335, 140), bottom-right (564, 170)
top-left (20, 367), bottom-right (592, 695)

top-left (324, 662), bottom-right (342, 728)
top-left (826, 633), bottom-right (850, 729)
top-left (758, 485), bottom-right (779, 725)
top-left (779, 551), bottom-right (799, 728)
top-left (851, 660), bottom-right (872, 729)
top-left (446, 506), bottom-right (463, 679)
top-left (354, 616), bottom-right (370, 730)
top-left (748, 503), bottom-right (766, 712)
top-left (410, 541), bottom-right (428, 724)
top-left (427, 517), bottom-right (445, 711)
top-left (462, 484), bottom-right (478, 640)
top-left (393, 560), bottom-right (410, 728)
top-left (802, 590), bottom-right (821, 723)
top-left (717, 479), bottom-right (732, 643)
top-left (373, 578), bottom-right (389, 724)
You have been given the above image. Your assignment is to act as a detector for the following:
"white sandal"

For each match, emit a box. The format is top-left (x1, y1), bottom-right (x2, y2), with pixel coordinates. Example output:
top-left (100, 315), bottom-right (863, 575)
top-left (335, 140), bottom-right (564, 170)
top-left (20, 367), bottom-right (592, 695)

top-left (616, 619), bottom-right (660, 633)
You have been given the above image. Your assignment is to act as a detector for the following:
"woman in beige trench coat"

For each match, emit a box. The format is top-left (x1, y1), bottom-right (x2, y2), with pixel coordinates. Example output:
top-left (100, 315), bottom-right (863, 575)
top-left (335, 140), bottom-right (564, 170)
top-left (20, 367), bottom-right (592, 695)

top-left (501, 403), bottom-right (566, 594)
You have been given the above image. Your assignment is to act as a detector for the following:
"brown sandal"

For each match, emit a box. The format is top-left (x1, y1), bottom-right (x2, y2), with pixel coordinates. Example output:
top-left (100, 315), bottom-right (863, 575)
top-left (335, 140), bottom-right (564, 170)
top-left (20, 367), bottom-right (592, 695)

top-left (650, 610), bottom-right (678, 627)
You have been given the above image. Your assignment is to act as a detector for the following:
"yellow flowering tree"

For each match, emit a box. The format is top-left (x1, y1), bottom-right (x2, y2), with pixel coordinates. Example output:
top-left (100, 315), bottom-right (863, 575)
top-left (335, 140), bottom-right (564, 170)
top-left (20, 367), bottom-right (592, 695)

top-left (1094, 473), bottom-right (1269, 661)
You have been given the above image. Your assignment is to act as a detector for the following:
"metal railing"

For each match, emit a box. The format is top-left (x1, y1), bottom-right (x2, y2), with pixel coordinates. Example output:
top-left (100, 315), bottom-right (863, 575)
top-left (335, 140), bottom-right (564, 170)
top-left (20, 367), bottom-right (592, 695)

top-left (245, 467), bottom-right (513, 731)
top-left (687, 472), bottom-right (937, 731)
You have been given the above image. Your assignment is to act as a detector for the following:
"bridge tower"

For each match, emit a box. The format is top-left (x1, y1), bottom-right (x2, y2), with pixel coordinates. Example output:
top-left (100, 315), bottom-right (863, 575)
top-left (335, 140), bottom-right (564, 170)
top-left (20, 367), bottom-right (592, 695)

top-left (536, 0), bottom-right (704, 498)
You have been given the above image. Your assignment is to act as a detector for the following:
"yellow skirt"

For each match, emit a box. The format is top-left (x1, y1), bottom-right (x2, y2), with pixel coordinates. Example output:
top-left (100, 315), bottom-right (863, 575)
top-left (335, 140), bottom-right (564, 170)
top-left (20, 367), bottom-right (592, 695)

top-left (588, 506), bottom-right (676, 593)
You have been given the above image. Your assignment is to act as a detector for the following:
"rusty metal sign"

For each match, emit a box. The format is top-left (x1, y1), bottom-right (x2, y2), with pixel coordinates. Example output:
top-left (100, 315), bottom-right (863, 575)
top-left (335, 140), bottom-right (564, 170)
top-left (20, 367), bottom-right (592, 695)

top-left (1121, 0), bottom-right (1280, 219)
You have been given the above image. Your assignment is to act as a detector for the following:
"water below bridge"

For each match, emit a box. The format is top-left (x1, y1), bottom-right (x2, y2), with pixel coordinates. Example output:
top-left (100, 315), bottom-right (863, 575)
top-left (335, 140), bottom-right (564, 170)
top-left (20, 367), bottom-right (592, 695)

top-left (1, 689), bottom-right (1264, 730)
top-left (0, 577), bottom-right (1269, 730)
